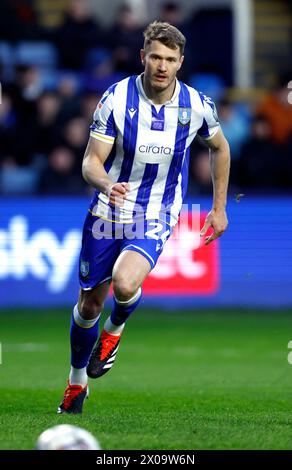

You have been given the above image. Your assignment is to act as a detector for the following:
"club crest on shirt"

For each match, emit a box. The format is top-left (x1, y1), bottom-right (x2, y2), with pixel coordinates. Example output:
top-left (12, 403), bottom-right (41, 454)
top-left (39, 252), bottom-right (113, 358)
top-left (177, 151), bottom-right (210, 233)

top-left (178, 107), bottom-right (191, 126)
top-left (80, 260), bottom-right (89, 277)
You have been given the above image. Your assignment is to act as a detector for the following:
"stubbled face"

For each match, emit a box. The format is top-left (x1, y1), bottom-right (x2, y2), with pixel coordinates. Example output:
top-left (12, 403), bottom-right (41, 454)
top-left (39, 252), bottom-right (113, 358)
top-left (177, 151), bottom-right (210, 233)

top-left (141, 40), bottom-right (184, 94)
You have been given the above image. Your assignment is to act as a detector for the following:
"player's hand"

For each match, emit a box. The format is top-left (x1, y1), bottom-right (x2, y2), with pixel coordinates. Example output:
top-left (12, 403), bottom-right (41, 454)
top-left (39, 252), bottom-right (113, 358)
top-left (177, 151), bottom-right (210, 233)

top-left (106, 182), bottom-right (130, 207)
top-left (200, 208), bottom-right (228, 245)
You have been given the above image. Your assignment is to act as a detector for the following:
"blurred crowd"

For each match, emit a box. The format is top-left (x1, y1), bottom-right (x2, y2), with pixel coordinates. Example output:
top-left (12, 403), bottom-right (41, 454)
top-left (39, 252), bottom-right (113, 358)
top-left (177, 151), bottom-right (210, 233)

top-left (0, 0), bottom-right (292, 197)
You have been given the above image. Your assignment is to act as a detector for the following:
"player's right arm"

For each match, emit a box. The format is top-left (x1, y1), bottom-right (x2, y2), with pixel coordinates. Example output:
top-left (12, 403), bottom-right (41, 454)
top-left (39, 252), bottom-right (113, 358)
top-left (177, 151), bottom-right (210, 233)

top-left (82, 85), bottom-right (129, 206)
top-left (82, 137), bottom-right (129, 206)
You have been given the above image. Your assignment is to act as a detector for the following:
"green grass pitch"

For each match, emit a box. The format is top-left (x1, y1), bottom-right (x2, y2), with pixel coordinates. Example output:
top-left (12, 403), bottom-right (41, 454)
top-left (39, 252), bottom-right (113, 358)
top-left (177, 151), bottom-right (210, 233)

top-left (0, 307), bottom-right (292, 450)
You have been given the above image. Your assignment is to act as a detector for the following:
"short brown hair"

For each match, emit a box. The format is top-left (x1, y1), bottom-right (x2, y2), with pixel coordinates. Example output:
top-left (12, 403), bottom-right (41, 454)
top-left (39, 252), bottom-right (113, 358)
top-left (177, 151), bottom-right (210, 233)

top-left (143, 21), bottom-right (186, 56)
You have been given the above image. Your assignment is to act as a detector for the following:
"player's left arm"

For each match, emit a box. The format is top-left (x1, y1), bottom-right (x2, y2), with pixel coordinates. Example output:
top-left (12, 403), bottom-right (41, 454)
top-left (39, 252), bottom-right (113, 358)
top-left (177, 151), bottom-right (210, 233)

top-left (200, 128), bottom-right (230, 245)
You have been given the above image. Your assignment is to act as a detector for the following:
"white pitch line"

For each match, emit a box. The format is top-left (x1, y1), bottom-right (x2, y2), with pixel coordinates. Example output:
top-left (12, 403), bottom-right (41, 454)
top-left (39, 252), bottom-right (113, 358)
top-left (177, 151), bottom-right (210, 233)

top-left (3, 343), bottom-right (49, 352)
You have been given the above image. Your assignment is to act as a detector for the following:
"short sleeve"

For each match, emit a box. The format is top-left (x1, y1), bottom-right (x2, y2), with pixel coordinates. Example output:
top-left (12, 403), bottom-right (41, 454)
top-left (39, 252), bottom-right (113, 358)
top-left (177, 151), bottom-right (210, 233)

top-left (90, 87), bottom-right (117, 144)
top-left (197, 92), bottom-right (220, 140)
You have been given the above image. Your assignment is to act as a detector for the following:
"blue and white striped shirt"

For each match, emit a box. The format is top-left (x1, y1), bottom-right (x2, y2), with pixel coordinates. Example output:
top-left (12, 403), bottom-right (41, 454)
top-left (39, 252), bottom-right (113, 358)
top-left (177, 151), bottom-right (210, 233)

top-left (89, 74), bottom-right (219, 227)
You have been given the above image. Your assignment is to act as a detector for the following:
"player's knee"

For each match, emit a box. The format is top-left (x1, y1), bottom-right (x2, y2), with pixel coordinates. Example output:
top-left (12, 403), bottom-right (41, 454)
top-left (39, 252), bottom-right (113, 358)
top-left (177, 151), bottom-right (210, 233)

top-left (78, 298), bottom-right (103, 320)
top-left (112, 276), bottom-right (137, 301)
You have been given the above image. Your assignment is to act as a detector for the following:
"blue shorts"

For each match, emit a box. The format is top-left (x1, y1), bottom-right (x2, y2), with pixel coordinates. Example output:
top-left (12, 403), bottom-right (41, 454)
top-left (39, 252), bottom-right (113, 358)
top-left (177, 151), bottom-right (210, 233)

top-left (79, 212), bottom-right (172, 290)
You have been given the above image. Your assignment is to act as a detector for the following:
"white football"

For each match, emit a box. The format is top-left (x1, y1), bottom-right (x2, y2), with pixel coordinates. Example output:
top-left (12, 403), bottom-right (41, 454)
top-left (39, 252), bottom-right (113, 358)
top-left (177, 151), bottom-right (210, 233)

top-left (36, 424), bottom-right (101, 450)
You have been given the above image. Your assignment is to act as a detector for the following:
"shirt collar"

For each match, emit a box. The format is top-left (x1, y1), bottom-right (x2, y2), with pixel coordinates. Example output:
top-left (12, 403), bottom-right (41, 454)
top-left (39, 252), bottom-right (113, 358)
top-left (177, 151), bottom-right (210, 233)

top-left (136, 74), bottom-right (180, 105)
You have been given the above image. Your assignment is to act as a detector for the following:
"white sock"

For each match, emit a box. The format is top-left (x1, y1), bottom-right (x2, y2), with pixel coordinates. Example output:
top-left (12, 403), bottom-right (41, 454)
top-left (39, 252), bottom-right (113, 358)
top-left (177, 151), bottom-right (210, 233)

top-left (114, 287), bottom-right (142, 306)
top-left (73, 304), bottom-right (100, 328)
top-left (104, 317), bottom-right (125, 336)
top-left (69, 366), bottom-right (88, 387)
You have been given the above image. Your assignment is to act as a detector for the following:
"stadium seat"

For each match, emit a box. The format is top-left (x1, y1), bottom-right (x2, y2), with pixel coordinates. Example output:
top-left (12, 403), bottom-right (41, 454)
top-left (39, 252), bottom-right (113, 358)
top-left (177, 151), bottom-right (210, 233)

top-left (189, 73), bottom-right (225, 101)
top-left (0, 42), bottom-right (14, 66)
top-left (0, 42), bottom-right (14, 79)
top-left (0, 166), bottom-right (39, 195)
top-left (84, 47), bottom-right (111, 71)
top-left (14, 41), bottom-right (58, 69)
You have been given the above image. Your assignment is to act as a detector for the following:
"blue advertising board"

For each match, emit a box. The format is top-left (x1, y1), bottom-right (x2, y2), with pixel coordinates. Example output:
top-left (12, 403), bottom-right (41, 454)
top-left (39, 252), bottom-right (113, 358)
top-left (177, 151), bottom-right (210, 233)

top-left (0, 196), bottom-right (291, 308)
